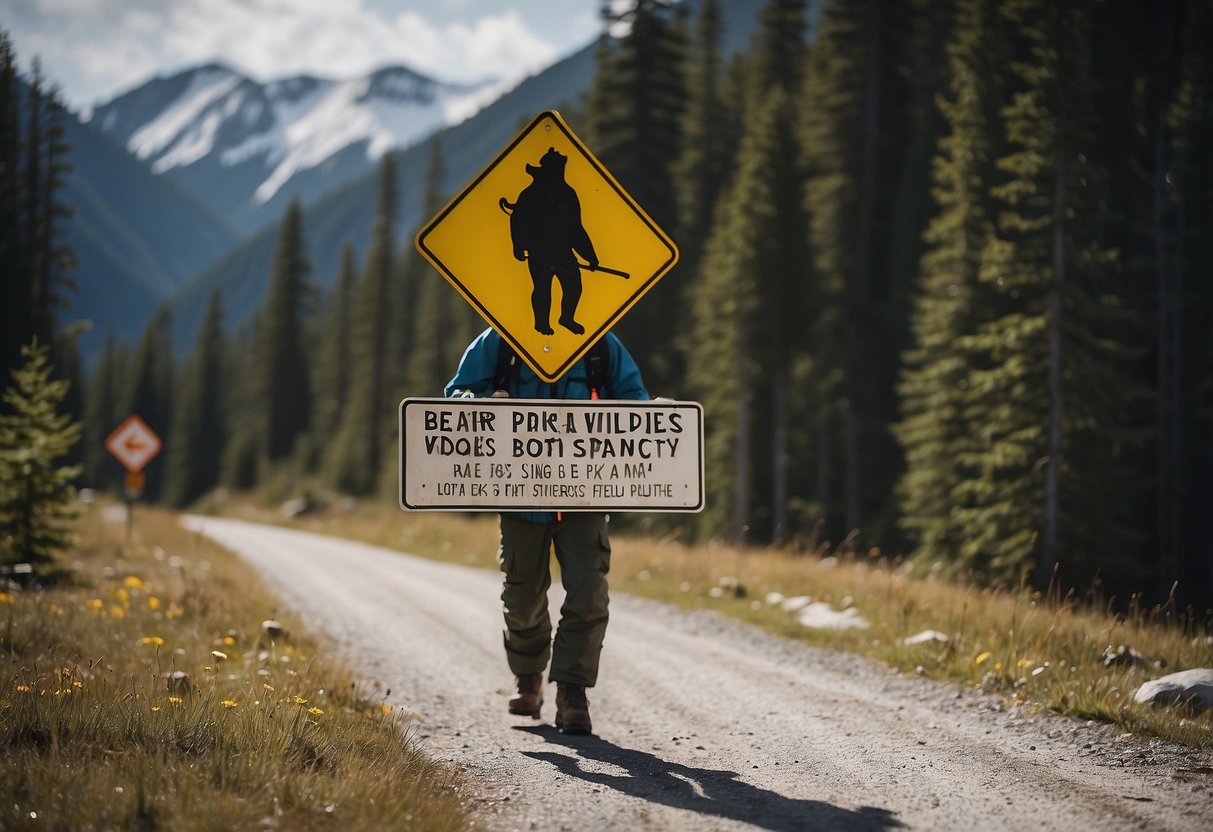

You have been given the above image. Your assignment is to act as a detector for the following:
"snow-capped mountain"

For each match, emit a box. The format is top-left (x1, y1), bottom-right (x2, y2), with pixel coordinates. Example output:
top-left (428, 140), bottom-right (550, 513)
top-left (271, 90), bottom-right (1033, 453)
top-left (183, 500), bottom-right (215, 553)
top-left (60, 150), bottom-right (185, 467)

top-left (86, 62), bottom-right (500, 229)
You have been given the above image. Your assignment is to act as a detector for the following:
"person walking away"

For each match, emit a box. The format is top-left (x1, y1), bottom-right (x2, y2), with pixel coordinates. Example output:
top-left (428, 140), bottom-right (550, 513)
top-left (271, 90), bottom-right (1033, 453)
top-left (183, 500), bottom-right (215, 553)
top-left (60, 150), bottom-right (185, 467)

top-left (445, 326), bottom-right (649, 734)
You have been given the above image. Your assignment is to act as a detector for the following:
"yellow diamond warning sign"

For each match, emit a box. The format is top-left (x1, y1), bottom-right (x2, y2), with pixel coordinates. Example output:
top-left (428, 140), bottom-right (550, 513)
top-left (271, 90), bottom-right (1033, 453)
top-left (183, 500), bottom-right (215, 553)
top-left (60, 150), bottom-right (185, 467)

top-left (415, 110), bottom-right (678, 382)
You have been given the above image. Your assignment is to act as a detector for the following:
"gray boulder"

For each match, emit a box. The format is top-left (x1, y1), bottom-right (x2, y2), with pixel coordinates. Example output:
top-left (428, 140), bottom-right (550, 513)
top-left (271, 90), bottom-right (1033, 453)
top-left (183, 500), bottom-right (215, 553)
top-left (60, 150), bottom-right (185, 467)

top-left (1133, 668), bottom-right (1213, 712)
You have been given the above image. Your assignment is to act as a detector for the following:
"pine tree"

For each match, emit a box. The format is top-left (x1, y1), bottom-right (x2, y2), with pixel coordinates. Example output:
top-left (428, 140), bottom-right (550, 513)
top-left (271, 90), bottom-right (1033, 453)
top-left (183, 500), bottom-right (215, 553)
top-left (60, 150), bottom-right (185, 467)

top-left (687, 88), bottom-right (802, 542)
top-left (331, 157), bottom-right (397, 494)
top-left (0, 38), bottom-right (75, 377)
top-left (262, 200), bottom-right (312, 462)
top-left (800, 0), bottom-right (924, 546)
top-left (83, 331), bottom-right (127, 491)
top-left (584, 0), bottom-right (687, 388)
top-left (165, 291), bottom-right (225, 506)
top-left (311, 244), bottom-right (357, 445)
top-left (220, 319), bottom-right (262, 490)
top-left (0, 340), bottom-right (81, 568)
top-left (121, 306), bottom-right (174, 501)
top-left (894, 0), bottom-right (1005, 567)
top-left (953, 0), bottom-right (1142, 585)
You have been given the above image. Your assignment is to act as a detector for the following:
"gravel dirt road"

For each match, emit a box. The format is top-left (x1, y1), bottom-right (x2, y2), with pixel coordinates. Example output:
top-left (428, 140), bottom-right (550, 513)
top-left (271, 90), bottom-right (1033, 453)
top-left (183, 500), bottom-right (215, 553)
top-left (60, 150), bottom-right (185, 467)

top-left (182, 516), bottom-right (1213, 831)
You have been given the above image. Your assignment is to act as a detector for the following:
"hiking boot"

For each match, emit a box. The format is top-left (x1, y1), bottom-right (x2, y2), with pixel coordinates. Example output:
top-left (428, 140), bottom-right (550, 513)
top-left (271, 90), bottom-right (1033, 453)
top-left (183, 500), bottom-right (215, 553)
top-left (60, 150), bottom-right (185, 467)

top-left (555, 682), bottom-right (592, 735)
top-left (508, 673), bottom-right (544, 718)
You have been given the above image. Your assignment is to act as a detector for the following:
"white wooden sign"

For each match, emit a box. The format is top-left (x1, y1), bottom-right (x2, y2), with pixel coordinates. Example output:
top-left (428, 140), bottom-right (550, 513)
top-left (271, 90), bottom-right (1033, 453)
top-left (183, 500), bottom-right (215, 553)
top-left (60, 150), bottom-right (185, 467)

top-left (400, 397), bottom-right (703, 512)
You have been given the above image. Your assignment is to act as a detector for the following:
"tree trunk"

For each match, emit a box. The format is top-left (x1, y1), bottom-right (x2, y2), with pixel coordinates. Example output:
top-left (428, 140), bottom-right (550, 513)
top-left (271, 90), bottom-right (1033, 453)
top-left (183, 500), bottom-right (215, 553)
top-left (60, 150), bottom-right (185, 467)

top-left (1039, 157), bottom-right (1065, 587)
top-left (772, 379), bottom-right (788, 545)
top-left (839, 397), bottom-right (860, 538)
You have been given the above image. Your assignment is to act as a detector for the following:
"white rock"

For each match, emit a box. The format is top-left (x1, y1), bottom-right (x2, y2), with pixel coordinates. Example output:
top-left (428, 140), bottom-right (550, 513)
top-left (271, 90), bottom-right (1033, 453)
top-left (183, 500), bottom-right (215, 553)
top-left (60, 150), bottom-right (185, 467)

top-left (1133, 668), bottom-right (1213, 712)
top-left (901, 629), bottom-right (950, 646)
top-left (764, 591), bottom-right (785, 607)
top-left (797, 602), bottom-right (870, 631)
top-left (781, 595), bottom-right (812, 613)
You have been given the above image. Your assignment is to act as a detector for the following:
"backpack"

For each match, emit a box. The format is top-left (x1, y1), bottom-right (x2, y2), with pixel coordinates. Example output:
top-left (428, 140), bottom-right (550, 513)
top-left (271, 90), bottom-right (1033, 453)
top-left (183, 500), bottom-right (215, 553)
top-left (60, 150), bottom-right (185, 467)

top-left (495, 337), bottom-right (611, 398)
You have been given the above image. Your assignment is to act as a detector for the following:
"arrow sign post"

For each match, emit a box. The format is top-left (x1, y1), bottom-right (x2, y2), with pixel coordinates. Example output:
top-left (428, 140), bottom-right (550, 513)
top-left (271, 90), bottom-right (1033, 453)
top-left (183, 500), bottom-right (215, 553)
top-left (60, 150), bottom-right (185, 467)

top-left (105, 415), bottom-right (163, 539)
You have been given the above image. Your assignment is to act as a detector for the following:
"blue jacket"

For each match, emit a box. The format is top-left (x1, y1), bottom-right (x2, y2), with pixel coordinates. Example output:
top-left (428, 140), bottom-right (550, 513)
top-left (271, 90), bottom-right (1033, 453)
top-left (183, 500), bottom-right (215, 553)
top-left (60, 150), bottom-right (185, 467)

top-left (444, 327), bottom-right (650, 522)
top-left (444, 328), bottom-right (649, 402)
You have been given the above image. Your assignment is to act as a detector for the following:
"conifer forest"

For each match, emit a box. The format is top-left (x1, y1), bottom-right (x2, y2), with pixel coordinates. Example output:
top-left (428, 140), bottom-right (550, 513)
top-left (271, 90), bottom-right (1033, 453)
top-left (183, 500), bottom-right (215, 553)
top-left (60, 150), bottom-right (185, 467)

top-left (2, 0), bottom-right (1211, 608)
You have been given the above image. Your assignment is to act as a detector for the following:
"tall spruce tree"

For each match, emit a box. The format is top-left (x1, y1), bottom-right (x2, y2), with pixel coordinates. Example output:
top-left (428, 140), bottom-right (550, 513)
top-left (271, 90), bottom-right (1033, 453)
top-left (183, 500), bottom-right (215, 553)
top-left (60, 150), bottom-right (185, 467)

top-left (165, 290), bottom-right (225, 507)
top-left (0, 340), bottom-right (81, 568)
top-left (83, 330), bottom-right (127, 490)
top-left (585, 0), bottom-right (687, 389)
top-left (688, 88), bottom-right (803, 542)
top-left (121, 306), bottom-right (174, 501)
top-left (311, 244), bottom-right (357, 448)
top-left (1, 38), bottom-right (75, 378)
top-left (894, 0), bottom-right (1006, 567)
top-left (331, 157), bottom-right (397, 494)
top-left (262, 200), bottom-right (312, 462)
top-left (800, 0), bottom-right (923, 546)
top-left (952, 0), bottom-right (1142, 586)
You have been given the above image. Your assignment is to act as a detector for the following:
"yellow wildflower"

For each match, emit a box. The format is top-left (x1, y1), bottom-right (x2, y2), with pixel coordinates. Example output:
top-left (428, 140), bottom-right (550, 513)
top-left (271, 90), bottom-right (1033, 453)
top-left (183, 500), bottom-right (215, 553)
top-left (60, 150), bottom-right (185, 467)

top-left (110, 606), bottom-right (126, 618)
top-left (123, 576), bottom-right (143, 589)
top-left (88, 598), bottom-right (103, 612)
top-left (223, 636), bottom-right (236, 647)
top-left (263, 684), bottom-right (275, 693)
top-left (150, 706), bottom-right (161, 712)
top-left (1017, 659), bottom-right (1031, 668)
top-left (0, 592), bottom-right (13, 604)
top-left (308, 707), bottom-right (324, 716)
top-left (974, 651), bottom-right (992, 665)
top-left (221, 699), bottom-right (238, 709)
top-left (140, 636), bottom-right (165, 646)
top-left (167, 696), bottom-right (183, 705)
top-left (73, 681), bottom-right (82, 688)
top-left (147, 597), bottom-right (161, 610)
top-left (994, 662), bottom-right (1003, 671)
top-left (293, 696), bottom-right (308, 705)
top-left (381, 704), bottom-right (393, 715)
top-left (15, 684), bottom-right (31, 693)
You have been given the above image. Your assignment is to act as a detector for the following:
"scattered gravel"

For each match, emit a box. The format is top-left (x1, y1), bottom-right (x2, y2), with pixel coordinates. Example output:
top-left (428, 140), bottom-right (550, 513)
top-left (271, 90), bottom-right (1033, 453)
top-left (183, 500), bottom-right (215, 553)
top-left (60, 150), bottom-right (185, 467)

top-left (184, 517), bottom-right (1213, 831)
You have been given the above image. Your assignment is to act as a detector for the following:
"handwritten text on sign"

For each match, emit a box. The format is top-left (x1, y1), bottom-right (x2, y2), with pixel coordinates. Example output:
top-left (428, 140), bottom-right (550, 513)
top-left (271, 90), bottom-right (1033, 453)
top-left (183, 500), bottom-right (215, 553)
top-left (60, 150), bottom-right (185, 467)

top-left (399, 398), bottom-right (703, 512)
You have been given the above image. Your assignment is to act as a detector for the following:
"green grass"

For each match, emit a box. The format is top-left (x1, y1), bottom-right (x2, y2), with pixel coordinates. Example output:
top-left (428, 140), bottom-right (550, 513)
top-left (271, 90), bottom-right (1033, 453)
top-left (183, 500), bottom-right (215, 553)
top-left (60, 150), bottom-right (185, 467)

top-left (226, 492), bottom-right (1213, 749)
top-left (0, 501), bottom-right (479, 831)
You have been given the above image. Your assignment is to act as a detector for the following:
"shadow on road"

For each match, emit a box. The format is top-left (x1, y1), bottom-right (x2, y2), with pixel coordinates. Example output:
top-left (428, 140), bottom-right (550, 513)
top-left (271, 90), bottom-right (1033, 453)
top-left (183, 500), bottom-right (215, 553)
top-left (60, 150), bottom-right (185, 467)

top-left (514, 725), bottom-right (903, 831)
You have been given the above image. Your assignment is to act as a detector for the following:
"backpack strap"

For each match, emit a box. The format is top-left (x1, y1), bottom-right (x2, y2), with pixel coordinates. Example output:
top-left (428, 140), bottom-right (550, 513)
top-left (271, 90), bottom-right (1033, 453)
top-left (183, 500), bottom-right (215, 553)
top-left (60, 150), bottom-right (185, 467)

top-left (495, 337), bottom-right (612, 398)
top-left (584, 337), bottom-right (611, 399)
top-left (494, 337), bottom-right (520, 392)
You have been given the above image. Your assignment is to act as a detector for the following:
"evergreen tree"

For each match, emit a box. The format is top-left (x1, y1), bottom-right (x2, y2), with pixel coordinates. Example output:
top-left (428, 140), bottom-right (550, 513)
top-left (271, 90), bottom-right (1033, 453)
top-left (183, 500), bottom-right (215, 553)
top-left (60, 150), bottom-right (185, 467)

top-left (800, 0), bottom-right (923, 546)
top-left (954, 0), bottom-right (1142, 585)
top-left (406, 141), bottom-right (479, 399)
top-left (0, 31), bottom-right (21, 374)
top-left (585, 0), bottom-right (687, 389)
top-left (0, 340), bottom-right (81, 568)
top-left (165, 291), bottom-right (225, 507)
top-left (262, 200), bottom-right (312, 462)
top-left (688, 89), bottom-right (803, 542)
top-left (894, 0), bottom-right (1005, 567)
top-left (311, 244), bottom-right (358, 447)
top-left (669, 0), bottom-right (732, 404)
top-left (121, 306), bottom-right (174, 501)
top-left (82, 331), bottom-right (127, 491)
top-left (331, 157), bottom-right (397, 494)
top-left (220, 319), bottom-right (262, 491)
top-left (0, 38), bottom-right (75, 377)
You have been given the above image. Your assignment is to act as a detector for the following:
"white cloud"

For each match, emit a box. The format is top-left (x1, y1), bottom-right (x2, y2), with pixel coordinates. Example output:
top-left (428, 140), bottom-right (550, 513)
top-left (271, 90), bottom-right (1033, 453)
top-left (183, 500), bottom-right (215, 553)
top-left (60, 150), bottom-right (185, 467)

top-left (0, 0), bottom-right (564, 108)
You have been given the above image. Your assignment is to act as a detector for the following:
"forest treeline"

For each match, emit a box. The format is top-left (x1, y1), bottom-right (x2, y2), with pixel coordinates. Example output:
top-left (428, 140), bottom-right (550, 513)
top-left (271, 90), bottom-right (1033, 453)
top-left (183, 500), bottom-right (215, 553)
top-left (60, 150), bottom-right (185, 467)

top-left (3, 0), bottom-right (1211, 607)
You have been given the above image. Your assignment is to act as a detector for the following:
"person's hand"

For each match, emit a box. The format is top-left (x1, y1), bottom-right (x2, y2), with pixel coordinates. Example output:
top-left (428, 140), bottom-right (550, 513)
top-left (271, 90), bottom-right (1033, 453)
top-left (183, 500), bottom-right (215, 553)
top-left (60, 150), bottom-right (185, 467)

top-left (491, 390), bottom-right (510, 398)
top-left (587, 255), bottom-right (599, 271)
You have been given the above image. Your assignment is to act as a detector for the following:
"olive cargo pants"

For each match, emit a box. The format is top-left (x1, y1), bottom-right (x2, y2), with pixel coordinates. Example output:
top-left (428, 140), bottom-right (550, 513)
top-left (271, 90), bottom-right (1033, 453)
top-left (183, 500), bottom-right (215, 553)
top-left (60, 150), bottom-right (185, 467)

top-left (497, 513), bottom-right (611, 687)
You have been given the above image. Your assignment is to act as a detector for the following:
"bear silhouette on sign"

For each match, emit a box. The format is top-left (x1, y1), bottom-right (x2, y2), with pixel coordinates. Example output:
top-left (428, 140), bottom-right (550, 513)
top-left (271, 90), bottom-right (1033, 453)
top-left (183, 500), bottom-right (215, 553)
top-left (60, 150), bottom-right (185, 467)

top-left (501, 147), bottom-right (598, 335)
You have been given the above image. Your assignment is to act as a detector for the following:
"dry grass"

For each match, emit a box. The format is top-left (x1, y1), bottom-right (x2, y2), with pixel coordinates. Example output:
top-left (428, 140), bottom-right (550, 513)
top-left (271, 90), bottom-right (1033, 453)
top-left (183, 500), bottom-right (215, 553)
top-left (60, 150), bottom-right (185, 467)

top-left (0, 501), bottom-right (479, 831)
top-left (235, 491), bottom-right (1213, 749)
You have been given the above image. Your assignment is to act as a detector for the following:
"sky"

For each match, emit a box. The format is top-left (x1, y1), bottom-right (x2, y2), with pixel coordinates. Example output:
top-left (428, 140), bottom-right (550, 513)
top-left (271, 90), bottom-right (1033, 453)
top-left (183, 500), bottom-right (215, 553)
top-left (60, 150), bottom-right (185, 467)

top-left (1, 0), bottom-right (605, 111)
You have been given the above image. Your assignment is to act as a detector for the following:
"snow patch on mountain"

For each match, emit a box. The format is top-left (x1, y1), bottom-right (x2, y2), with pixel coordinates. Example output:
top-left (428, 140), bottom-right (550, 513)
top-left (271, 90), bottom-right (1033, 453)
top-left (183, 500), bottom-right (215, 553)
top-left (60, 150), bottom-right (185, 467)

top-left (89, 63), bottom-right (493, 208)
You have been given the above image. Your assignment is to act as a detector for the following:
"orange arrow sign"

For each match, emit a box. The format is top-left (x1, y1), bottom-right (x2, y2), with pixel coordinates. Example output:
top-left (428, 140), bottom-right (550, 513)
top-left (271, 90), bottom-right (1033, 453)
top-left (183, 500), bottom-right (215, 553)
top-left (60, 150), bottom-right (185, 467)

top-left (105, 415), bottom-right (163, 473)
